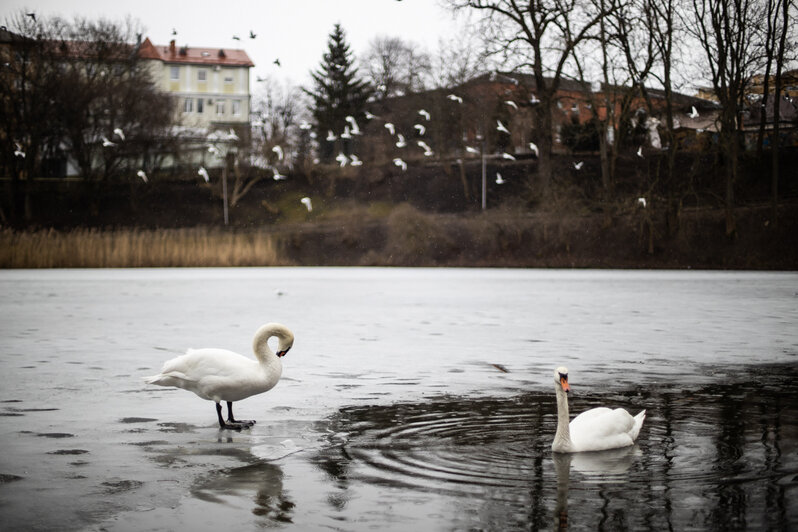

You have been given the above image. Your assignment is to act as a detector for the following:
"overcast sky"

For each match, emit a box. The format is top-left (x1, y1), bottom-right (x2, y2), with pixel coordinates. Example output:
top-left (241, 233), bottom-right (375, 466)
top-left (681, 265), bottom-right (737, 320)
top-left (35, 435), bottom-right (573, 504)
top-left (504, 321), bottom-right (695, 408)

top-left (1, 0), bottom-right (466, 88)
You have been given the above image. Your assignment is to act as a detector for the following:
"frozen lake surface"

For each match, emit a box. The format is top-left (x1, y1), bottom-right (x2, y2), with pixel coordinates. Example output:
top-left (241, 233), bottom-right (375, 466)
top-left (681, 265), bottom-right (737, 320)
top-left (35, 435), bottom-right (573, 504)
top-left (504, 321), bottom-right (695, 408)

top-left (1, 267), bottom-right (797, 530)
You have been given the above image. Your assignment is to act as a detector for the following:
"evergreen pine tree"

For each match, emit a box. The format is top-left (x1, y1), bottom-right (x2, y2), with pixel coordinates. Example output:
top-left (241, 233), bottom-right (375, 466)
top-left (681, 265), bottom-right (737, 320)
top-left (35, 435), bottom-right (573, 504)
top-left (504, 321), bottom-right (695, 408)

top-left (305, 24), bottom-right (372, 162)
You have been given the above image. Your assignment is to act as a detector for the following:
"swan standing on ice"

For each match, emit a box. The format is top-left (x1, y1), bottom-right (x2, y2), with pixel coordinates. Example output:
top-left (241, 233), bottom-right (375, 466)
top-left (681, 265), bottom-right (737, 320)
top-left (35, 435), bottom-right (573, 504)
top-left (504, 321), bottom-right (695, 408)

top-left (145, 323), bottom-right (294, 430)
top-left (552, 366), bottom-right (645, 453)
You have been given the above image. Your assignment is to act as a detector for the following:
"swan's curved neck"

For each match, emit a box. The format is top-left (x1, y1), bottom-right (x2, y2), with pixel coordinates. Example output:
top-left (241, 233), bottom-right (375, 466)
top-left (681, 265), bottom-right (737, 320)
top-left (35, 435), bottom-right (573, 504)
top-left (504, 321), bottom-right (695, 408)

top-left (252, 325), bottom-right (281, 365)
top-left (553, 385), bottom-right (571, 451)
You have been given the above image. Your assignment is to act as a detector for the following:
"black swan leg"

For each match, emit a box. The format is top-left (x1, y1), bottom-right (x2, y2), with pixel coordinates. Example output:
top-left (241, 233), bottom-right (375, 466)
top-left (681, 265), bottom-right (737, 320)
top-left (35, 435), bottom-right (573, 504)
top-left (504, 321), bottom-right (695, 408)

top-left (215, 402), bottom-right (252, 431)
top-left (226, 401), bottom-right (255, 427)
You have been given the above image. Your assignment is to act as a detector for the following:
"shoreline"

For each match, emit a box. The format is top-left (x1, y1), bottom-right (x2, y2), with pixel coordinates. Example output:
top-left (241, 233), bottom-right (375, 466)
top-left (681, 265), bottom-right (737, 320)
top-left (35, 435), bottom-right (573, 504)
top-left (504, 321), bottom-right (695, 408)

top-left (2, 202), bottom-right (797, 269)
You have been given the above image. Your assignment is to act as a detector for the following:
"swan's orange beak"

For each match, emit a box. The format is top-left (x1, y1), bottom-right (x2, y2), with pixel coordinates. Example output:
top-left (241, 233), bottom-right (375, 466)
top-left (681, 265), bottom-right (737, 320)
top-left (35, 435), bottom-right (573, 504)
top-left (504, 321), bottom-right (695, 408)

top-left (560, 376), bottom-right (570, 393)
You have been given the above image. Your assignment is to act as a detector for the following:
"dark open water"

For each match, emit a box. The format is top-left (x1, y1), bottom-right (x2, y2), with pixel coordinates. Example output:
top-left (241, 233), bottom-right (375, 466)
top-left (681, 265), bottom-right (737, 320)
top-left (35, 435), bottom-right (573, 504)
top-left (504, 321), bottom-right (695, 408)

top-left (0, 268), bottom-right (796, 531)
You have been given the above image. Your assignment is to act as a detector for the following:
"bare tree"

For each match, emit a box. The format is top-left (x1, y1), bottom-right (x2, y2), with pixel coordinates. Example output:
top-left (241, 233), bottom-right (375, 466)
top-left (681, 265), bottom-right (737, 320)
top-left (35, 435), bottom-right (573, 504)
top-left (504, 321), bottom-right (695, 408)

top-left (362, 36), bottom-right (432, 99)
top-left (429, 33), bottom-right (491, 88)
top-left (447, 0), bottom-right (618, 196)
top-left (688, 0), bottom-right (766, 236)
top-left (769, 0), bottom-right (793, 225)
top-left (0, 13), bottom-right (175, 221)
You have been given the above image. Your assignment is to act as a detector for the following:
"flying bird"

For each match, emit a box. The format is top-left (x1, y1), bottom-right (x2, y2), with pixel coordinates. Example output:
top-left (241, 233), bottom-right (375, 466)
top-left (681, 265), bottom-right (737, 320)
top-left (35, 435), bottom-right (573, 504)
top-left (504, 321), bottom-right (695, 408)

top-left (340, 126), bottom-right (352, 140)
top-left (350, 154), bottom-right (363, 166)
top-left (364, 111), bottom-right (377, 120)
top-left (232, 35), bottom-right (241, 41)
top-left (345, 115), bottom-right (361, 134)
top-left (300, 197), bottom-right (312, 212)
top-left (272, 145), bottom-right (284, 160)
top-left (501, 152), bottom-right (516, 161)
top-left (637, 146), bottom-right (644, 158)
top-left (102, 136), bottom-right (116, 147)
top-left (497, 120), bottom-right (510, 134)
top-left (273, 58), bottom-right (281, 67)
top-left (505, 100), bottom-right (518, 110)
top-left (530, 93), bottom-right (540, 104)
top-left (144, 323), bottom-right (294, 430)
top-left (688, 106), bottom-right (699, 118)
top-left (13, 142), bottom-right (25, 158)
top-left (393, 158), bottom-right (407, 171)
top-left (417, 140), bottom-right (433, 156)
top-left (299, 121), bottom-right (312, 130)
top-left (113, 127), bottom-right (125, 141)
top-left (249, 30), bottom-right (257, 39)
top-left (227, 129), bottom-right (239, 141)
top-left (637, 197), bottom-right (647, 208)
top-left (136, 170), bottom-right (148, 183)
top-left (326, 130), bottom-right (337, 142)
top-left (447, 93), bottom-right (463, 103)
top-left (395, 134), bottom-right (406, 148)
top-left (495, 172), bottom-right (505, 184)
top-left (384, 122), bottom-right (395, 136)
top-left (573, 161), bottom-right (584, 170)
top-left (465, 146), bottom-right (480, 155)
top-left (335, 152), bottom-right (348, 167)
top-left (256, 76), bottom-right (267, 82)
top-left (414, 124), bottom-right (426, 136)
top-left (27, 13), bottom-right (37, 22)
top-left (418, 109), bottom-right (430, 121)
top-left (171, 28), bottom-right (177, 36)
top-left (198, 166), bottom-right (209, 182)
top-left (272, 167), bottom-right (287, 180)
top-left (528, 142), bottom-right (539, 157)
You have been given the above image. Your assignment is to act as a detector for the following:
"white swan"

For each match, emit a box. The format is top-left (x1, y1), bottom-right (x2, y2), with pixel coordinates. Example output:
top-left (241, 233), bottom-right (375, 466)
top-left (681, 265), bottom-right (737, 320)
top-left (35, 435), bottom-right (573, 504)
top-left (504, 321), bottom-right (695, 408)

top-left (552, 366), bottom-right (645, 453)
top-left (145, 323), bottom-right (294, 430)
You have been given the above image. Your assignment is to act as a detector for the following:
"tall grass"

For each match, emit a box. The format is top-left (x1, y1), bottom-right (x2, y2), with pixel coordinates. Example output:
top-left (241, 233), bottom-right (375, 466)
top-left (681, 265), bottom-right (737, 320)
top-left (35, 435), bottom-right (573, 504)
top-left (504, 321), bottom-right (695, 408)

top-left (0, 227), bottom-right (287, 268)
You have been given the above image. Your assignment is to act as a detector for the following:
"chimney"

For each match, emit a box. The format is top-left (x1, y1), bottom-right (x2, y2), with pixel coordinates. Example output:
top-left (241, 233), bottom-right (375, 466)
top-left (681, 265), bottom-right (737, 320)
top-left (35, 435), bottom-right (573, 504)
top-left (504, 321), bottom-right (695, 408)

top-left (169, 40), bottom-right (176, 55)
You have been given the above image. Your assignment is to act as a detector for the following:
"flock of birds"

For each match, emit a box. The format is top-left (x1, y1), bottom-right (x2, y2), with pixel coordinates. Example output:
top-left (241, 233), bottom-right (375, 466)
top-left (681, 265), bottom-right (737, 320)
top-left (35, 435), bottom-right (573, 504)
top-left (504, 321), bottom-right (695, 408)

top-left (11, 15), bottom-right (693, 213)
top-left (146, 323), bottom-right (647, 454)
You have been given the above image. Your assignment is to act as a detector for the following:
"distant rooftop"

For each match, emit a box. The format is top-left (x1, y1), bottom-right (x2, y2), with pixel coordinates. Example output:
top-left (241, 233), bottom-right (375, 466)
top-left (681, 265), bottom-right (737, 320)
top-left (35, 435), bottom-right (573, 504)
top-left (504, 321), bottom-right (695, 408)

top-left (138, 38), bottom-right (254, 68)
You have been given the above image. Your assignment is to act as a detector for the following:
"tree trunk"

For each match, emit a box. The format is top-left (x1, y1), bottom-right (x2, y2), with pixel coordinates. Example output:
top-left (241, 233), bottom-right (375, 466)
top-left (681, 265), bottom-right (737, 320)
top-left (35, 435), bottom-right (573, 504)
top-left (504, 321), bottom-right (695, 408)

top-left (771, 0), bottom-right (789, 226)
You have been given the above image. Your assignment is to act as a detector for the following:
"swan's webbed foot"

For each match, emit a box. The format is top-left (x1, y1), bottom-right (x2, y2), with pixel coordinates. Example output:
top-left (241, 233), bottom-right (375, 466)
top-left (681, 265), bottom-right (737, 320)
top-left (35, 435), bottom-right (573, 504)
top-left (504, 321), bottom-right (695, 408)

top-left (219, 420), bottom-right (253, 431)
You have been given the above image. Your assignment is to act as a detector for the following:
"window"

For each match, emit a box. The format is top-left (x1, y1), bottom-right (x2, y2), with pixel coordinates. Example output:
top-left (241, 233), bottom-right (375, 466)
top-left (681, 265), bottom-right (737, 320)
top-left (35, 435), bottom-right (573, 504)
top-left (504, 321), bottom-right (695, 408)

top-left (216, 99), bottom-right (225, 115)
top-left (198, 69), bottom-right (207, 82)
top-left (224, 75), bottom-right (234, 84)
top-left (197, 98), bottom-right (204, 113)
top-left (170, 66), bottom-right (179, 80)
top-left (183, 98), bottom-right (193, 113)
top-left (231, 99), bottom-right (241, 116)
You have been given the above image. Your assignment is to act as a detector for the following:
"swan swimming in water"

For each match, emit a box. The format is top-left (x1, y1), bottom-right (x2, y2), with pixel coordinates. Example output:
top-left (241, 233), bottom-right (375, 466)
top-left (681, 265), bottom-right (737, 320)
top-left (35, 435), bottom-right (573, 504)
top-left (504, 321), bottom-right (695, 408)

top-left (552, 366), bottom-right (645, 453)
top-left (145, 323), bottom-right (294, 430)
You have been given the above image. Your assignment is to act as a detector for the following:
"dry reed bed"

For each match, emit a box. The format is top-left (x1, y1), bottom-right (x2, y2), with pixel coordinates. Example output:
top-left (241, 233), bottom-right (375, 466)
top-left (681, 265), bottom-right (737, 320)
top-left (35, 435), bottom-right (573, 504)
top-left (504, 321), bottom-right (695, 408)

top-left (0, 228), bottom-right (286, 268)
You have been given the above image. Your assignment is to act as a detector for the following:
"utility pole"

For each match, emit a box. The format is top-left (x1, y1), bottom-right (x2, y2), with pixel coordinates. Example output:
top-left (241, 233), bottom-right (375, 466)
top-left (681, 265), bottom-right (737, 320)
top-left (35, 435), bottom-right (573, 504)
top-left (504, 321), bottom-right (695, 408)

top-left (222, 152), bottom-right (230, 226)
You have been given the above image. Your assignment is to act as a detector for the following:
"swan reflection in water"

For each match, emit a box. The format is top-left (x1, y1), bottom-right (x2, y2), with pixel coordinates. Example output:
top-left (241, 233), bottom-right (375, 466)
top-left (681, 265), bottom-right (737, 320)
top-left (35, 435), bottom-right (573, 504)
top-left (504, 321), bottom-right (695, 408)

top-left (192, 461), bottom-right (295, 523)
top-left (553, 446), bottom-right (642, 530)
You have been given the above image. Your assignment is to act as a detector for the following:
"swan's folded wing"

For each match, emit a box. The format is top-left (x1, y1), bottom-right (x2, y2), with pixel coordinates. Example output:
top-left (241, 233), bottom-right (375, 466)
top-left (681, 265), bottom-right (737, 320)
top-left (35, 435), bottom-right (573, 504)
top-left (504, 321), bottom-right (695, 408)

top-left (570, 407), bottom-right (635, 441)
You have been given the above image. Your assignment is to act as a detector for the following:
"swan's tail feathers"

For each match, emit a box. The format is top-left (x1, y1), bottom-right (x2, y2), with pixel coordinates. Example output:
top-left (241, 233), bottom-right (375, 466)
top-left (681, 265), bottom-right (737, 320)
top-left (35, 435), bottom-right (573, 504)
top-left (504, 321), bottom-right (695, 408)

top-left (629, 410), bottom-right (646, 442)
top-left (143, 371), bottom-right (195, 387)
